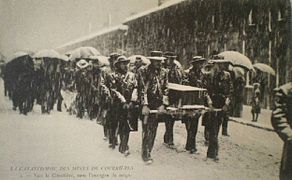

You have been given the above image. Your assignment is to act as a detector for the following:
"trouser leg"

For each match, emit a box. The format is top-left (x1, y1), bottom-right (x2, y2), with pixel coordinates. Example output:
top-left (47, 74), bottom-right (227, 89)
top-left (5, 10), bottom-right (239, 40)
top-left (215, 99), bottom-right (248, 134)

top-left (57, 97), bottom-right (62, 112)
top-left (164, 114), bottom-right (175, 145)
top-left (109, 121), bottom-right (118, 147)
top-left (142, 114), bottom-right (158, 161)
top-left (184, 115), bottom-right (199, 151)
top-left (119, 130), bottom-right (130, 153)
top-left (207, 111), bottom-right (223, 159)
top-left (189, 115), bottom-right (199, 150)
top-left (222, 112), bottom-right (229, 135)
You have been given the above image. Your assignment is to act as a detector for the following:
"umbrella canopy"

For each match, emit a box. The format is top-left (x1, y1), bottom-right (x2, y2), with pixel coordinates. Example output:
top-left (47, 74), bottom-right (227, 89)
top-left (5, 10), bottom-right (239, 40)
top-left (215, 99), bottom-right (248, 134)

top-left (33, 49), bottom-right (66, 60)
top-left (128, 55), bottom-right (150, 65)
top-left (7, 51), bottom-right (34, 64)
top-left (233, 66), bottom-right (245, 79)
top-left (60, 55), bottom-right (69, 62)
top-left (89, 55), bottom-right (110, 66)
top-left (253, 63), bottom-right (275, 76)
top-left (6, 51), bottom-right (33, 63)
top-left (219, 51), bottom-right (254, 70)
top-left (69, 47), bottom-right (101, 60)
top-left (5, 51), bottom-right (34, 77)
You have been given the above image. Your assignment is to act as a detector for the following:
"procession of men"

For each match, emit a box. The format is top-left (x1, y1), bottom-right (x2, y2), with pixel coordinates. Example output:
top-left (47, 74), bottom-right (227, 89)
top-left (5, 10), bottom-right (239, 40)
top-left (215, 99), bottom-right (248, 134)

top-left (1, 47), bottom-right (291, 178)
top-left (0, 48), bottom-right (235, 165)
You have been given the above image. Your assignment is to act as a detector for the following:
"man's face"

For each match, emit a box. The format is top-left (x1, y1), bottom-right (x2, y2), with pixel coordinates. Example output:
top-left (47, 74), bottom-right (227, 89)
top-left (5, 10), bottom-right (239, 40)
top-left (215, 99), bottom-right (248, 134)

top-left (135, 60), bottom-right (143, 68)
top-left (109, 58), bottom-right (114, 66)
top-left (192, 61), bottom-right (205, 69)
top-left (166, 57), bottom-right (175, 66)
top-left (119, 61), bottom-right (128, 72)
top-left (151, 60), bottom-right (161, 69)
top-left (213, 64), bottom-right (221, 73)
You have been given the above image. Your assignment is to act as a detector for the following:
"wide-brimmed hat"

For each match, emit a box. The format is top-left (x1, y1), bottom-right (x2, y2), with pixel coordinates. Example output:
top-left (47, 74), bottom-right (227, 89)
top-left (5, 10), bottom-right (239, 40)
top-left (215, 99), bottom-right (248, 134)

top-left (109, 52), bottom-right (121, 60)
top-left (147, 56), bottom-right (166, 61)
top-left (114, 55), bottom-right (130, 67)
top-left (150, 50), bottom-right (163, 57)
top-left (253, 83), bottom-right (260, 87)
top-left (163, 51), bottom-right (177, 58)
top-left (190, 56), bottom-right (206, 63)
top-left (76, 59), bottom-right (90, 69)
top-left (208, 59), bottom-right (233, 65)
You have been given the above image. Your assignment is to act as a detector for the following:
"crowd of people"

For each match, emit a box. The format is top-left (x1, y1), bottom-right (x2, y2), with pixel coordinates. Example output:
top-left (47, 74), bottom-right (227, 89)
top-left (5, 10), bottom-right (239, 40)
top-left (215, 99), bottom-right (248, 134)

top-left (0, 48), bottom-right (259, 165)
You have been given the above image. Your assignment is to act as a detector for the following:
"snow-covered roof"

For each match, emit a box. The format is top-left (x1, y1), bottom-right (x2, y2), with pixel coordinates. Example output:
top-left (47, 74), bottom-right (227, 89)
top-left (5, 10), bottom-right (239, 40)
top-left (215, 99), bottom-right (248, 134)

top-left (124, 0), bottom-right (185, 23)
top-left (56, 24), bottom-right (128, 50)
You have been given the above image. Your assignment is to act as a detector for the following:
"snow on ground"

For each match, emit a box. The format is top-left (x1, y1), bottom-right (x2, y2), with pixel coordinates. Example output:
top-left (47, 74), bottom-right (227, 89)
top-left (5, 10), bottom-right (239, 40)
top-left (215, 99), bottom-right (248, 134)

top-left (0, 79), bottom-right (283, 180)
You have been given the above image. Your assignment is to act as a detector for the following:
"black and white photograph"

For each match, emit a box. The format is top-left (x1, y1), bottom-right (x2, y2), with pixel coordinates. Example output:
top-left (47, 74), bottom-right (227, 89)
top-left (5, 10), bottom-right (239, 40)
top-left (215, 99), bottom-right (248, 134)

top-left (0, 0), bottom-right (291, 179)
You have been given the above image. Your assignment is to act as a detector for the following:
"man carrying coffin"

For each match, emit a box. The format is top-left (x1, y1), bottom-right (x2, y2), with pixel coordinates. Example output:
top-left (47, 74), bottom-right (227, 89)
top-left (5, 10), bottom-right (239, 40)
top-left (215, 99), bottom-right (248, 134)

top-left (111, 56), bottom-right (138, 156)
top-left (137, 54), bottom-right (169, 164)
top-left (203, 58), bottom-right (232, 161)
top-left (163, 51), bottom-right (184, 148)
top-left (183, 56), bottom-right (207, 153)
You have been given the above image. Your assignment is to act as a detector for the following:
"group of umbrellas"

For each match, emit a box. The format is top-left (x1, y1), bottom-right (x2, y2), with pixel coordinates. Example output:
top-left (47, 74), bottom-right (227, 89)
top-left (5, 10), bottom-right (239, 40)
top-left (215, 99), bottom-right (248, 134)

top-left (4, 48), bottom-right (276, 80)
top-left (127, 51), bottom-right (276, 78)
top-left (4, 47), bottom-right (113, 71)
top-left (219, 51), bottom-right (276, 78)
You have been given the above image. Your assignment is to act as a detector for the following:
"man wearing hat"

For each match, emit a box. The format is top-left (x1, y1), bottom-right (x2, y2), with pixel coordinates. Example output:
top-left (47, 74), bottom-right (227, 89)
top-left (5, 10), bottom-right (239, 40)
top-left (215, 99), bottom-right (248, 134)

top-left (182, 56), bottom-right (207, 153)
top-left (130, 56), bottom-right (143, 75)
top-left (216, 56), bottom-right (234, 137)
top-left (163, 51), bottom-right (183, 148)
top-left (150, 50), bottom-right (163, 57)
top-left (100, 52), bottom-right (121, 146)
top-left (110, 56), bottom-right (138, 156)
top-left (137, 54), bottom-right (169, 164)
top-left (202, 57), bottom-right (232, 161)
top-left (86, 57), bottom-right (102, 120)
top-left (75, 59), bottom-right (90, 118)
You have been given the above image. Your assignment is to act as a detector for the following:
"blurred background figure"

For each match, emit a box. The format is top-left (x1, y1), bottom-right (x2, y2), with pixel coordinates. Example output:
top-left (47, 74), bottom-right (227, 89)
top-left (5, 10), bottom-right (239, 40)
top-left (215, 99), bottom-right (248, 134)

top-left (271, 82), bottom-right (292, 180)
top-left (251, 83), bottom-right (261, 122)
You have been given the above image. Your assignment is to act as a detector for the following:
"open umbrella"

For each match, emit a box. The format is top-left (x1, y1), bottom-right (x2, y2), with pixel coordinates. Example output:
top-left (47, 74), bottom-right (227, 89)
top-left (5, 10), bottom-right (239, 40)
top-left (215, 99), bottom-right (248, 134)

top-left (69, 47), bottom-right (101, 60)
top-left (253, 63), bottom-right (275, 76)
top-left (7, 51), bottom-right (34, 64)
top-left (128, 55), bottom-right (150, 65)
top-left (89, 55), bottom-right (110, 66)
top-left (5, 51), bottom-right (34, 77)
top-left (33, 49), bottom-right (67, 60)
top-left (60, 55), bottom-right (69, 62)
top-left (233, 66), bottom-right (245, 78)
top-left (219, 51), bottom-right (254, 70)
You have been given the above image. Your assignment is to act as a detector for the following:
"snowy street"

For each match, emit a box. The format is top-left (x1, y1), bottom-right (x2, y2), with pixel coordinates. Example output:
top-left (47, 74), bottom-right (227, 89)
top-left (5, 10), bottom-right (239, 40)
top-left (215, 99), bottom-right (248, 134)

top-left (0, 79), bottom-right (283, 180)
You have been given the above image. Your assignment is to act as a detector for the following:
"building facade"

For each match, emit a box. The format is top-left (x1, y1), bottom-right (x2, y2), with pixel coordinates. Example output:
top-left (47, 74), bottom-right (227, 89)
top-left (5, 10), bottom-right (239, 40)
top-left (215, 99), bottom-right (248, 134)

top-left (56, 0), bottom-right (292, 108)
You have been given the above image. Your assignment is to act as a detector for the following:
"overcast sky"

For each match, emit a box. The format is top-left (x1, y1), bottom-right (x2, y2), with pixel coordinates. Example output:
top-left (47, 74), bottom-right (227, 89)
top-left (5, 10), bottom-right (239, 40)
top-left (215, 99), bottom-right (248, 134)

top-left (0, 0), bottom-right (160, 57)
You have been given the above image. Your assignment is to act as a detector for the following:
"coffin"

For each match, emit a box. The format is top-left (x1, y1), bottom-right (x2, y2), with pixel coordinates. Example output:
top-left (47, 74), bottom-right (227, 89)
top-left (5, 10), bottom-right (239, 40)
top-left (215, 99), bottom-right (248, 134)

top-left (167, 83), bottom-right (206, 108)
